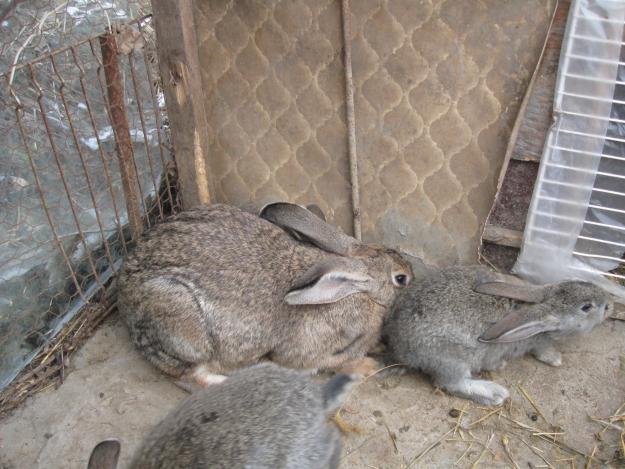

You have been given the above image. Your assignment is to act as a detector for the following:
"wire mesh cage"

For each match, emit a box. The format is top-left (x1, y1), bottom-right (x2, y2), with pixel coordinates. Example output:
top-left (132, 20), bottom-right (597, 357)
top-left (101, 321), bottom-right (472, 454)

top-left (0, 4), bottom-right (178, 392)
top-left (0, 1), bottom-right (151, 74)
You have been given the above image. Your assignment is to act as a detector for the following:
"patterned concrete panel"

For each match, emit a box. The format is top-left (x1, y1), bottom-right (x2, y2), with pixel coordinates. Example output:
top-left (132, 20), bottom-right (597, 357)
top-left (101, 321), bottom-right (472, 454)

top-left (194, 0), bottom-right (354, 234)
top-left (353, 0), bottom-right (555, 265)
top-left (194, 0), bottom-right (555, 264)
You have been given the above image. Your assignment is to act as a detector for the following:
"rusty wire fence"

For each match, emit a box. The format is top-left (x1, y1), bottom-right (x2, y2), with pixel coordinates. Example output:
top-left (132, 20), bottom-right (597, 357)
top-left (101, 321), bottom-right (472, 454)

top-left (0, 1), bottom-right (151, 72)
top-left (0, 12), bottom-right (179, 390)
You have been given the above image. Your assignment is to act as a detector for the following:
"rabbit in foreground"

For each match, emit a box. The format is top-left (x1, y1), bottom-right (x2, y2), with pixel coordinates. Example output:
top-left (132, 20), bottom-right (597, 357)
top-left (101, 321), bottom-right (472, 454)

top-left (384, 265), bottom-right (612, 406)
top-left (87, 363), bottom-right (355, 469)
top-left (118, 203), bottom-right (412, 386)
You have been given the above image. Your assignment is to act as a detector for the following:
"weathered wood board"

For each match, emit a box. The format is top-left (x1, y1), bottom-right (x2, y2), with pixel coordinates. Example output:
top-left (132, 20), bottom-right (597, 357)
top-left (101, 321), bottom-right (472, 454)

top-left (480, 0), bottom-right (570, 271)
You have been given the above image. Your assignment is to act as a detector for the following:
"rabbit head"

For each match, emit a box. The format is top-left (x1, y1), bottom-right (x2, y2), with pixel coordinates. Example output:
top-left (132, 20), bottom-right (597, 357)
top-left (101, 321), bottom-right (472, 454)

top-left (260, 202), bottom-right (412, 308)
top-left (477, 279), bottom-right (612, 343)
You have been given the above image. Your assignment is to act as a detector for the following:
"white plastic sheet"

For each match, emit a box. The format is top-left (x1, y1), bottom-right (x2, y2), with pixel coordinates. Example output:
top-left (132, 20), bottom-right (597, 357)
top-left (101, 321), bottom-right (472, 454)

top-left (514, 0), bottom-right (625, 297)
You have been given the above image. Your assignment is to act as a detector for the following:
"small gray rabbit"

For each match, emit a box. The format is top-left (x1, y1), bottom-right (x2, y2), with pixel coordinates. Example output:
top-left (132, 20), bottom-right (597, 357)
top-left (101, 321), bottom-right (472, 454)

top-left (384, 265), bottom-right (612, 406)
top-left (87, 363), bottom-right (355, 469)
top-left (118, 203), bottom-right (412, 386)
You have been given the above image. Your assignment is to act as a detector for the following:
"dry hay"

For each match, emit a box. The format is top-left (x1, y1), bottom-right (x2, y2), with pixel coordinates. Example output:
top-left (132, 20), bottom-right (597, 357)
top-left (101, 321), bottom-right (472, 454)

top-left (0, 301), bottom-right (116, 420)
top-left (337, 367), bottom-right (625, 469)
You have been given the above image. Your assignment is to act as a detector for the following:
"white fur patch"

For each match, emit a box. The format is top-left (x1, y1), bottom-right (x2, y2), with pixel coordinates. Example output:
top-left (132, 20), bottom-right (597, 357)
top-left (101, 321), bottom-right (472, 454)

top-left (193, 365), bottom-right (227, 386)
top-left (465, 379), bottom-right (509, 405)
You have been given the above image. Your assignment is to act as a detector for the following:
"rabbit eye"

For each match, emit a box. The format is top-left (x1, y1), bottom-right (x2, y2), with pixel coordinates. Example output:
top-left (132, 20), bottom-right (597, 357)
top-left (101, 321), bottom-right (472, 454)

top-left (393, 274), bottom-right (408, 286)
top-left (581, 303), bottom-right (593, 312)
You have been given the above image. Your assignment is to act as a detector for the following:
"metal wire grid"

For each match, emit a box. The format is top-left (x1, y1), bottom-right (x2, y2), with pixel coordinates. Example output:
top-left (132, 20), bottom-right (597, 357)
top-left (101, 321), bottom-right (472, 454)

top-left (0, 0), bottom-right (151, 75)
top-left (0, 15), bottom-right (178, 389)
top-left (522, 1), bottom-right (625, 282)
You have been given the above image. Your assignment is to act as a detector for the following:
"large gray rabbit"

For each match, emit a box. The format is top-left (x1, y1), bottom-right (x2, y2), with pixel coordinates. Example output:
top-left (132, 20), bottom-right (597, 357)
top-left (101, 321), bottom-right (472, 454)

top-left (384, 265), bottom-right (612, 406)
top-left (87, 363), bottom-right (355, 469)
top-left (117, 203), bottom-right (412, 386)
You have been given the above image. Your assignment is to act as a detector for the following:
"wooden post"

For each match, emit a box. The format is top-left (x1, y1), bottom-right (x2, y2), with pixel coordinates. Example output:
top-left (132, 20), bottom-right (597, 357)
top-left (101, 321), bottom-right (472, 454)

top-left (100, 32), bottom-right (144, 241)
top-left (150, 0), bottom-right (212, 208)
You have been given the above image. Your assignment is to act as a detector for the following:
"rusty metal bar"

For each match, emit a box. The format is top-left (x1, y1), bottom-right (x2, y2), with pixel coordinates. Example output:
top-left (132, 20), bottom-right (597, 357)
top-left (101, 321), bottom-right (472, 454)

top-left (138, 19), bottom-right (175, 211)
top-left (49, 53), bottom-right (116, 271)
top-left (99, 31), bottom-right (143, 241)
top-left (6, 76), bottom-right (86, 301)
top-left (138, 18), bottom-right (174, 210)
top-left (128, 126), bottom-right (151, 228)
top-left (90, 36), bottom-right (148, 232)
top-left (69, 45), bottom-right (128, 255)
top-left (111, 40), bottom-right (150, 227)
top-left (127, 51), bottom-right (164, 220)
top-left (28, 62), bottom-right (104, 290)
top-left (119, 59), bottom-right (151, 228)
top-left (89, 37), bottom-right (136, 248)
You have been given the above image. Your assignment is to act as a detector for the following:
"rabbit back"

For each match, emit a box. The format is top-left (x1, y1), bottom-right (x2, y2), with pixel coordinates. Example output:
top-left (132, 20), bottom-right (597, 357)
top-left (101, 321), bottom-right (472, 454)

top-left (120, 204), bottom-right (300, 292)
top-left (130, 363), bottom-right (347, 469)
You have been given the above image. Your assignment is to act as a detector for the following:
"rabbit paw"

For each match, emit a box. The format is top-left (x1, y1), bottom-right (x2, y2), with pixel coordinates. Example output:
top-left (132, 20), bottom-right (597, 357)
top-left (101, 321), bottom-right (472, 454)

top-left (369, 341), bottom-right (387, 354)
top-left (339, 357), bottom-right (380, 378)
top-left (532, 346), bottom-right (562, 367)
top-left (191, 365), bottom-right (228, 387)
top-left (465, 379), bottom-right (509, 406)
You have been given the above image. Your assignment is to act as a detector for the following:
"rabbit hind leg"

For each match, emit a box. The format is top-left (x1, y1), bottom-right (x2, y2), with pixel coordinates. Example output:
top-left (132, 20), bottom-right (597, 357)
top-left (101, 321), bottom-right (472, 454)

top-left (128, 275), bottom-right (222, 386)
top-left (173, 364), bottom-right (227, 392)
top-left (531, 344), bottom-right (562, 367)
top-left (140, 344), bottom-right (225, 388)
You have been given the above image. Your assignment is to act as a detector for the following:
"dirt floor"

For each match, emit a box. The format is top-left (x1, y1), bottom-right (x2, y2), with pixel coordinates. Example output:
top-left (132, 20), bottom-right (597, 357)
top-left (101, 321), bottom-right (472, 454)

top-left (0, 313), bottom-right (623, 469)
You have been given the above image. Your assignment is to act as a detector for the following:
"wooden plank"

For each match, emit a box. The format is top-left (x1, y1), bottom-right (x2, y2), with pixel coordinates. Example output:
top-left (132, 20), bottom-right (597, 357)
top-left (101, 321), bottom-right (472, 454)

top-left (510, 0), bottom-right (571, 163)
top-left (480, 242), bottom-right (520, 273)
top-left (487, 160), bottom-right (539, 233)
top-left (511, 152), bottom-right (541, 163)
top-left (482, 225), bottom-right (523, 248)
top-left (479, 1), bottom-right (569, 269)
top-left (484, 0), bottom-right (569, 217)
top-left (150, 0), bottom-right (212, 208)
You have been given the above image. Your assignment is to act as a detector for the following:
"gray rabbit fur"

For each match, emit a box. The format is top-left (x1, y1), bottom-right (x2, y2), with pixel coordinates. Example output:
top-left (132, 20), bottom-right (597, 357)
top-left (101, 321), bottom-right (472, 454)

top-left (87, 363), bottom-right (355, 469)
top-left (384, 265), bottom-right (612, 406)
top-left (118, 203), bottom-right (412, 386)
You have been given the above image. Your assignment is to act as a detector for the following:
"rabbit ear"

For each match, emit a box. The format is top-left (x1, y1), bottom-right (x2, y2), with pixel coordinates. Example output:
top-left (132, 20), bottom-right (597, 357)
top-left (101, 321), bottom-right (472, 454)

top-left (285, 259), bottom-right (373, 305)
top-left (260, 202), bottom-right (358, 255)
top-left (474, 281), bottom-right (548, 303)
top-left (322, 373), bottom-right (356, 414)
top-left (305, 204), bottom-right (326, 222)
top-left (88, 439), bottom-right (121, 469)
top-left (478, 310), bottom-right (560, 343)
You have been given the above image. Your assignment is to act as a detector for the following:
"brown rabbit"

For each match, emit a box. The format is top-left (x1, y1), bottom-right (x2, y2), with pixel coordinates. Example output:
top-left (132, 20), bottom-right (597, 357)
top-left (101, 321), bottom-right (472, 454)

top-left (117, 203), bottom-right (412, 386)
